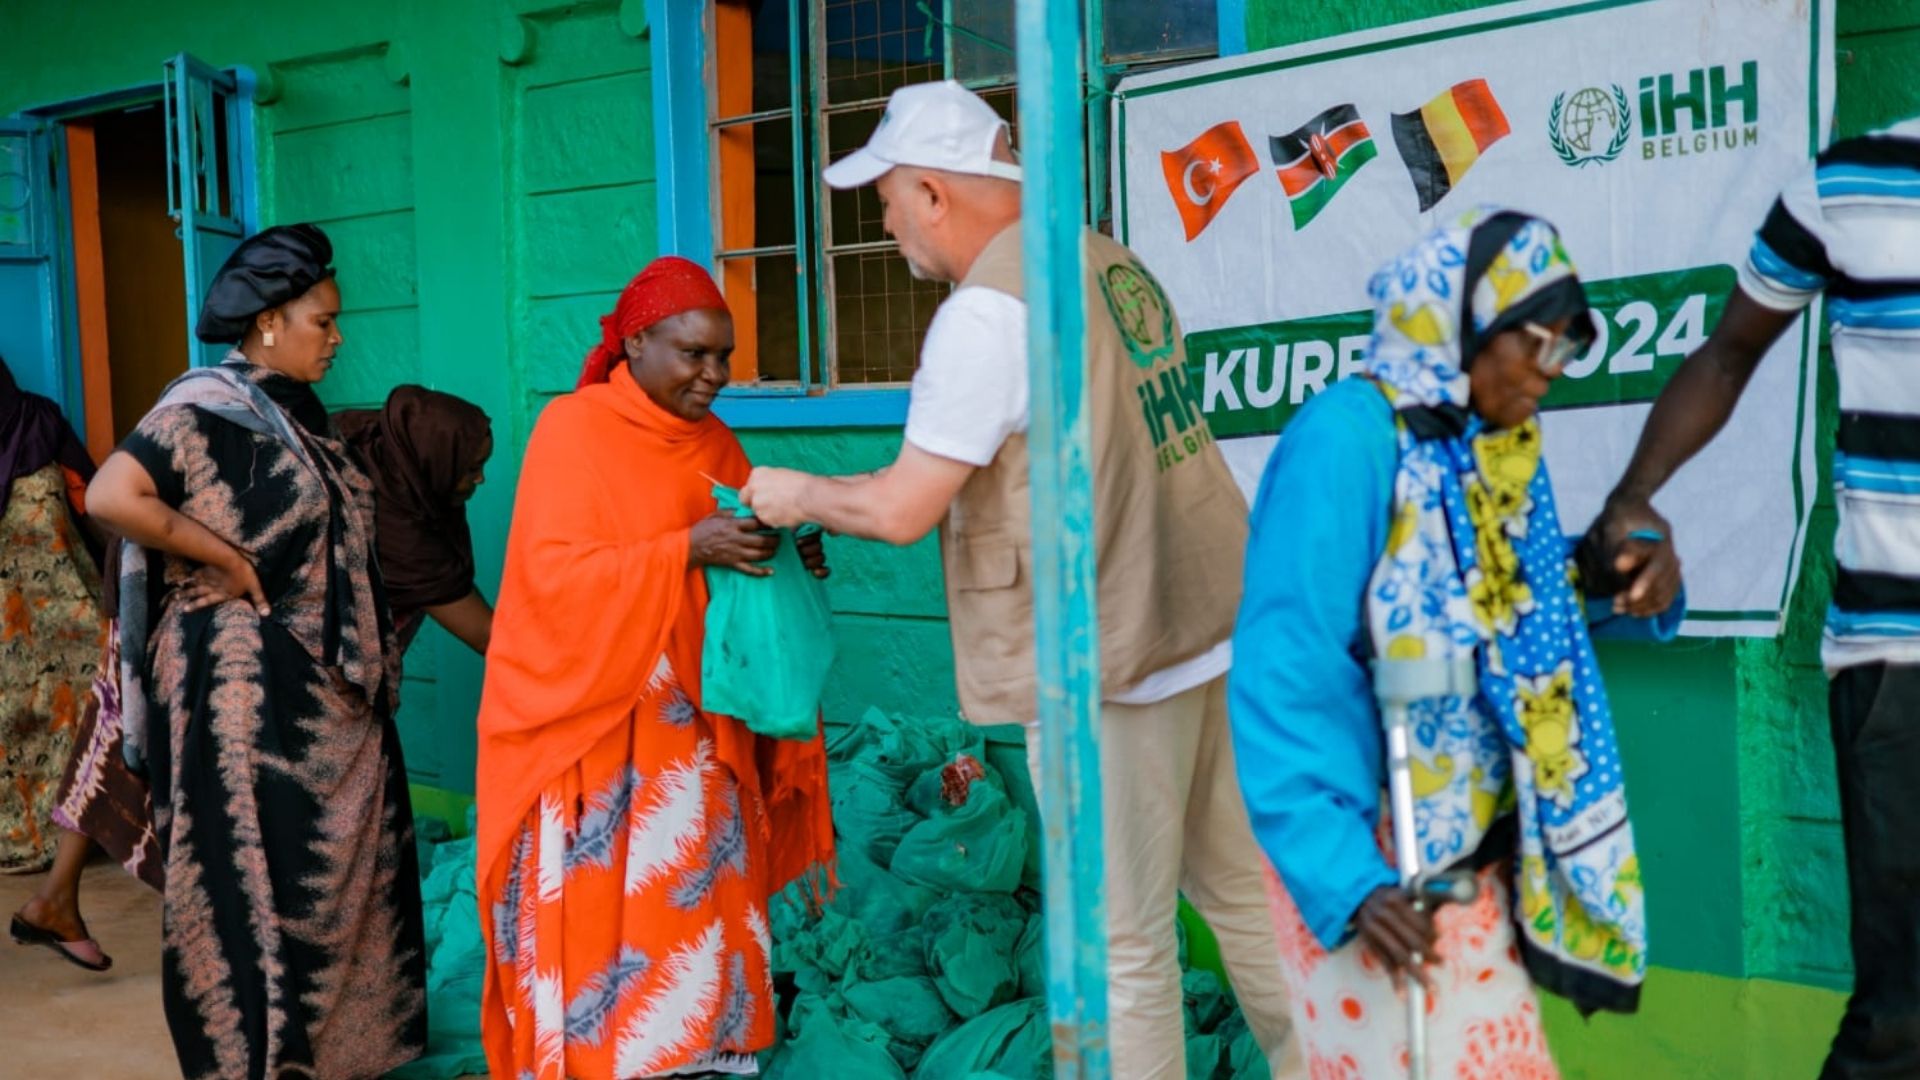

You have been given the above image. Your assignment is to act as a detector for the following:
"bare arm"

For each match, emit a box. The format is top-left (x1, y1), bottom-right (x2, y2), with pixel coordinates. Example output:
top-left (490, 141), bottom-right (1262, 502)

top-left (86, 451), bottom-right (269, 615)
top-left (740, 443), bottom-right (976, 546)
top-left (1594, 289), bottom-right (1801, 615)
top-left (424, 588), bottom-right (494, 655)
top-left (1610, 289), bottom-right (1800, 503)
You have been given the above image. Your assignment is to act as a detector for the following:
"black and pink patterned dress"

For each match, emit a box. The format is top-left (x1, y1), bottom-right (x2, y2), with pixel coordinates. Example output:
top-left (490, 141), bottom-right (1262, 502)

top-left (121, 361), bottom-right (425, 1079)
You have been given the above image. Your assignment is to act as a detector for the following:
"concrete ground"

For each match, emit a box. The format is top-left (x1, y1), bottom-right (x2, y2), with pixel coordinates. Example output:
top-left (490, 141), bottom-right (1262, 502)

top-left (1, 859), bottom-right (175, 1078)
top-left (2, 858), bottom-right (488, 1080)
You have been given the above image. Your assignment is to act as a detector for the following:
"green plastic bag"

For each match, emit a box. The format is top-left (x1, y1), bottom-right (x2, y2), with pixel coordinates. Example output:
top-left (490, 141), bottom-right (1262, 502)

top-left (764, 707), bottom-right (1275, 1078)
top-left (891, 761), bottom-right (1029, 896)
top-left (844, 975), bottom-right (957, 1070)
top-left (388, 814), bottom-right (489, 1079)
top-left (921, 893), bottom-right (1028, 1019)
top-left (763, 992), bottom-right (908, 1080)
top-left (1013, 913), bottom-right (1046, 999)
top-left (914, 998), bottom-right (1050, 1080)
top-left (701, 484), bottom-right (835, 739)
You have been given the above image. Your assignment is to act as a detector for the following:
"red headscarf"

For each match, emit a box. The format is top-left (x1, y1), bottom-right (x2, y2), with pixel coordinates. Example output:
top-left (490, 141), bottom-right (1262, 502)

top-left (576, 256), bottom-right (732, 389)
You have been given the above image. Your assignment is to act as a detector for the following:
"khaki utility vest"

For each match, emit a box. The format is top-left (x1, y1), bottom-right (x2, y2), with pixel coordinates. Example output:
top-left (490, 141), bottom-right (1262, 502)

top-left (938, 225), bottom-right (1248, 724)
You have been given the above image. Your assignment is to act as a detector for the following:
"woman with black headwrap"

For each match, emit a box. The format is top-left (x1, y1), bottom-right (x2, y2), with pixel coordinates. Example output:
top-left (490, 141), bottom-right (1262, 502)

top-left (14, 385), bottom-right (494, 981)
top-left (84, 224), bottom-right (427, 1079)
top-left (17, 386), bottom-right (491, 982)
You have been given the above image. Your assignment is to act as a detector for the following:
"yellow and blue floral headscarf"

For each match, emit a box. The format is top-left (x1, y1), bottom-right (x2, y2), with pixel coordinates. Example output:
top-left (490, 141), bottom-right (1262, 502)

top-left (1364, 206), bottom-right (1644, 1014)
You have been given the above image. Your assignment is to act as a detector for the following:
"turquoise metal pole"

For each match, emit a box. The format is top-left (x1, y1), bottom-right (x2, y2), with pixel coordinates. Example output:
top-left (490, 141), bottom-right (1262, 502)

top-left (1014, 0), bottom-right (1110, 1075)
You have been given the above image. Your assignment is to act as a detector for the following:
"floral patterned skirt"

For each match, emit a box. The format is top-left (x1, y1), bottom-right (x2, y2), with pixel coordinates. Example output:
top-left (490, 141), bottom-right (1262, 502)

top-left (1262, 858), bottom-right (1559, 1080)
top-left (485, 654), bottom-right (776, 1079)
top-left (0, 464), bottom-right (105, 873)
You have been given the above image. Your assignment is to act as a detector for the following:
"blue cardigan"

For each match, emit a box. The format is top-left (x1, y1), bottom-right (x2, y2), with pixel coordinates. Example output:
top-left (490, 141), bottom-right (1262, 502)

top-left (1227, 378), bottom-right (1681, 948)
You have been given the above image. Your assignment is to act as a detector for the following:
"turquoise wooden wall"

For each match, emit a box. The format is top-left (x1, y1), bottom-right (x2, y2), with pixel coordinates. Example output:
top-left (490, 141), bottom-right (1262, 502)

top-left (0, 0), bottom-right (947, 809)
top-left (2, 3), bottom-right (663, 800)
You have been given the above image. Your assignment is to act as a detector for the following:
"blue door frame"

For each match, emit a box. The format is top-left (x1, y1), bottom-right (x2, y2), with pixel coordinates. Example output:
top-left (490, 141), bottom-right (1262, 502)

top-left (0, 57), bottom-right (258, 435)
top-left (0, 116), bottom-right (78, 415)
top-left (165, 54), bottom-right (254, 369)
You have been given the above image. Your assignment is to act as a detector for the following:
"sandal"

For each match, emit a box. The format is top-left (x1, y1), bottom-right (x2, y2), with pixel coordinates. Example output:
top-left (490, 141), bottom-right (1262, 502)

top-left (9, 913), bottom-right (112, 972)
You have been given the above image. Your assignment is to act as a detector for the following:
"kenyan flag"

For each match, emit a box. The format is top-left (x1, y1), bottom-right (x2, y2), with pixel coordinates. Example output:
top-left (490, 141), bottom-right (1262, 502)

top-left (1269, 104), bottom-right (1378, 230)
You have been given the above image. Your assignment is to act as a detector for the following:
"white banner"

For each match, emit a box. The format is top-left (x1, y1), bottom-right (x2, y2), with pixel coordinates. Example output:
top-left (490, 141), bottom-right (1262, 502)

top-left (1114, 0), bottom-right (1836, 635)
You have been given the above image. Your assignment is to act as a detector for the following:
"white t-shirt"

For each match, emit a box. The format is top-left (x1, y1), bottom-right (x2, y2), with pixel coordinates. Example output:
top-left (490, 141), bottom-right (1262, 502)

top-left (904, 286), bottom-right (1233, 707)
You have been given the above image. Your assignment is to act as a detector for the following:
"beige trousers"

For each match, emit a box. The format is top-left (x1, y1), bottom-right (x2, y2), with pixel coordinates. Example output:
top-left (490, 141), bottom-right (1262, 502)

top-left (1025, 675), bottom-right (1305, 1080)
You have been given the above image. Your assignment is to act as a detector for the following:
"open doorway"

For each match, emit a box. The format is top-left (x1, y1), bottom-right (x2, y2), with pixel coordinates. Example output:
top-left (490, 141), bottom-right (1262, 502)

top-left (1, 57), bottom-right (250, 458)
top-left (65, 104), bottom-right (190, 455)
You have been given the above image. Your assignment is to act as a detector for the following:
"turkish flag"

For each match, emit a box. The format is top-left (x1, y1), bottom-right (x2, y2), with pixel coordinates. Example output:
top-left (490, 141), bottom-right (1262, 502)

top-left (1160, 121), bottom-right (1260, 242)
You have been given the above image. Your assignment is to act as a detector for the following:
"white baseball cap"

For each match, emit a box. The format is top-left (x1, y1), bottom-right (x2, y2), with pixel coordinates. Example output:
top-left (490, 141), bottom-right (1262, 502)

top-left (822, 80), bottom-right (1024, 190)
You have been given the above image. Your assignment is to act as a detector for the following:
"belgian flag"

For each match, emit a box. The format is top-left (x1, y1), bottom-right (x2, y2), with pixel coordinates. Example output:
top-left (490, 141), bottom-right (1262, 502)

top-left (1391, 79), bottom-right (1511, 211)
top-left (1269, 104), bottom-right (1378, 230)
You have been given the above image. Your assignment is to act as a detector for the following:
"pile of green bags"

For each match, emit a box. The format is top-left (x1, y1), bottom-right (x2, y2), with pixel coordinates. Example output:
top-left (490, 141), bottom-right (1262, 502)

top-left (396, 708), bottom-right (1270, 1078)
top-left (761, 707), bottom-right (1270, 1079)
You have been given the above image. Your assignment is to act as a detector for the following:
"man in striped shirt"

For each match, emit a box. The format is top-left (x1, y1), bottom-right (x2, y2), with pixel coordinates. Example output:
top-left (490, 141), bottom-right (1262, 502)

top-left (1597, 116), bottom-right (1920, 1079)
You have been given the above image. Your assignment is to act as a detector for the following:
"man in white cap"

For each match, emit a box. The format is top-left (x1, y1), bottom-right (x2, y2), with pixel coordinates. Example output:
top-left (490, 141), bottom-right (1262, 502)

top-left (741, 80), bottom-right (1302, 1080)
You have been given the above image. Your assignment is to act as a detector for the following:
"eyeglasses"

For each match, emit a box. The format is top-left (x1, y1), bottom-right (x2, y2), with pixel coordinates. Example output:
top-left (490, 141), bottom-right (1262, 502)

top-left (1519, 322), bottom-right (1582, 377)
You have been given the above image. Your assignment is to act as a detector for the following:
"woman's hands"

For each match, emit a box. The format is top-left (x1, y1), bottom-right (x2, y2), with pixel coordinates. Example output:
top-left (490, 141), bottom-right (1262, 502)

top-left (90, 452), bottom-right (270, 618)
top-left (794, 531), bottom-right (830, 579)
top-left (688, 513), bottom-right (833, 579)
top-left (689, 513), bottom-right (779, 577)
top-left (177, 546), bottom-right (271, 617)
top-left (1355, 884), bottom-right (1439, 991)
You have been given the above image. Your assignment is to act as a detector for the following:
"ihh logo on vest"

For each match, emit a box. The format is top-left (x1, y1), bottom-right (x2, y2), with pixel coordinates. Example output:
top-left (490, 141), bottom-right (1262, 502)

top-left (1099, 260), bottom-right (1176, 369)
top-left (1101, 258), bottom-right (1216, 473)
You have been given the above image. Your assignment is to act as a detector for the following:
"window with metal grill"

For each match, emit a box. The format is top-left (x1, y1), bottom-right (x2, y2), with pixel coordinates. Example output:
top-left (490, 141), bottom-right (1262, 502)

top-left (711, 0), bottom-right (1214, 398)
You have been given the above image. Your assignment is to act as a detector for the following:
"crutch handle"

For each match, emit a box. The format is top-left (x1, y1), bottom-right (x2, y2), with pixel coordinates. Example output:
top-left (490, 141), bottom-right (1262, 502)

top-left (1416, 869), bottom-right (1480, 908)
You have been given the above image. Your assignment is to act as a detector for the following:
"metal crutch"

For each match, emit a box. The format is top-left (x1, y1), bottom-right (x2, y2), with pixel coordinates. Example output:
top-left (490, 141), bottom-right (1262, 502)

top-left (1373, 654), bottom-right (1480, 1080)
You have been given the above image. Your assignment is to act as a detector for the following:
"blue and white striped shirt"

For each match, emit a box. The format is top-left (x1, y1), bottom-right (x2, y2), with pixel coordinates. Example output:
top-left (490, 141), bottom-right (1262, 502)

top-left (1740, 116), bottom-right (1920, 671)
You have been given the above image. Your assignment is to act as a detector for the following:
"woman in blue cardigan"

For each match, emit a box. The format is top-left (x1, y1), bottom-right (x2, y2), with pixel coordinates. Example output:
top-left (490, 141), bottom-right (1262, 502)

top-left (1229, 207), bottom-right (1683, 1077)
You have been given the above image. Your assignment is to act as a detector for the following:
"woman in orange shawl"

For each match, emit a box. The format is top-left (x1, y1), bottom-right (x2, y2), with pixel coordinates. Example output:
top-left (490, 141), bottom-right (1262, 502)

top-left (476, 258), bottom-right (834, 1079)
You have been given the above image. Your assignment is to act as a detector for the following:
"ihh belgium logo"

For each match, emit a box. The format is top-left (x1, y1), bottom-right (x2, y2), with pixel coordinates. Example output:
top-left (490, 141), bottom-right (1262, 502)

top-left (1550, 61), bottom-right (1759, 168)
top-left (1548, 84), bottom-right (1633, 166)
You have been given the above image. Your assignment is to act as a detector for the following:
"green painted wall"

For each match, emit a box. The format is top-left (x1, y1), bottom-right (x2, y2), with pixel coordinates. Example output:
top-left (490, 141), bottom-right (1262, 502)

top-left (0, 0), bottom-right (659, 794)
top-left (0, 0), bottom-right (954, 792)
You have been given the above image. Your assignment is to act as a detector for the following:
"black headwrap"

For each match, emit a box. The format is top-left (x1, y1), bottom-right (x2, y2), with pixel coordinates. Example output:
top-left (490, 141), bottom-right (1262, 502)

top-left (194, 224), bottom-right (337, 345)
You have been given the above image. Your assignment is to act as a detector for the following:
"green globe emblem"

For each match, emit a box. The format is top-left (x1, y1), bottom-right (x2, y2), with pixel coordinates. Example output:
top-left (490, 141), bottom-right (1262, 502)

top-left (1549, 84), bottom-right (1632, 167)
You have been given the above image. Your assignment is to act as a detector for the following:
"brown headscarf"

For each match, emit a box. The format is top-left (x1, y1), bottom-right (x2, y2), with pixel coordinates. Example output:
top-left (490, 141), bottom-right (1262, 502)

top-left (335, 386), bottom-right (492, 629)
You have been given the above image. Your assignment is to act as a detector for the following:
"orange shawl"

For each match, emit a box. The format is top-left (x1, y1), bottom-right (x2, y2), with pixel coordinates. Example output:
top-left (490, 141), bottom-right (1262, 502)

top-left (474, 363), bottom-right (834, 952)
